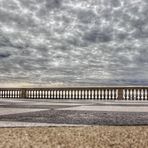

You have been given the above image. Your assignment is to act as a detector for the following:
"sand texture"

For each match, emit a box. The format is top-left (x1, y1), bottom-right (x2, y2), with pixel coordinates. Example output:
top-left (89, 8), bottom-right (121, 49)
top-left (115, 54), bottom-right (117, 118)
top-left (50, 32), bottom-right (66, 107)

top-left (0, 126), bottom-right (148, 148)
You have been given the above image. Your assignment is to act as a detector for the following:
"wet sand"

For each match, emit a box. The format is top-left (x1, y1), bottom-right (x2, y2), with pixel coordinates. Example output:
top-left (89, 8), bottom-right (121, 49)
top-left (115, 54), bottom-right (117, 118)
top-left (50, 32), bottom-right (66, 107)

top-left (0, 126), bottom-right (148, 148)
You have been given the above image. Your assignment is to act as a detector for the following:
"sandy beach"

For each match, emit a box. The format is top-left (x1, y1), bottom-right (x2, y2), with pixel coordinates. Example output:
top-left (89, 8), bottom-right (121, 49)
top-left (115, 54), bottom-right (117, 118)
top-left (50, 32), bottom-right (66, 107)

top-left (0, 126), bottom-right (148, 148)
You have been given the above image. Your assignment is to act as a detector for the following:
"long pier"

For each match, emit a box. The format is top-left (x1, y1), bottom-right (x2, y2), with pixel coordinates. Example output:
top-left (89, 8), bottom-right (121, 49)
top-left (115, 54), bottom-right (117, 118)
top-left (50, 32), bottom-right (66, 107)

top-left (0, 86), bottom-right (148, 100)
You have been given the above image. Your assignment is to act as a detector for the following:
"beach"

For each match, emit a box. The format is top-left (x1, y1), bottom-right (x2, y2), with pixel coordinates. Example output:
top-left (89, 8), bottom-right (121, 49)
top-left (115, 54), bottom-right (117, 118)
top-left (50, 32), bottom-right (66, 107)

top-left (0, 126), bottom-right (148, 148)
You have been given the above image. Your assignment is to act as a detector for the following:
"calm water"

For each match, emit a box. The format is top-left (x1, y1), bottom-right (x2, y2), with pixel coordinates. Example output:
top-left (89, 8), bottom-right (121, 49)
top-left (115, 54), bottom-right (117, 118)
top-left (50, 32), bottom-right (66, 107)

top-left (0, 0), bottom-right (148, 86)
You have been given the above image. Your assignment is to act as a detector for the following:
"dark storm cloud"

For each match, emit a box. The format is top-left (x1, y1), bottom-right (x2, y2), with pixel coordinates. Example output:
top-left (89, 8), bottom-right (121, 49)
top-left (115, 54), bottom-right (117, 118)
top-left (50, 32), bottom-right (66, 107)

top-left (84, 30), bottom-right (112, 43)
top-left (45, 0), bottom-right (62, 9)
top-left (0, 53), bottom-right (10, 58)
top-left (0, 0), bottom-right (148, 85)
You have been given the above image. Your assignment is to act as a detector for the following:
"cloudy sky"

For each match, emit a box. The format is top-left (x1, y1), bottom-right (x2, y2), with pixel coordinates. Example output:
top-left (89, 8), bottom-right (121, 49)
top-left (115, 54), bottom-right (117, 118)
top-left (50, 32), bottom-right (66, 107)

top-left (0, 0), bottom-right (148, 86)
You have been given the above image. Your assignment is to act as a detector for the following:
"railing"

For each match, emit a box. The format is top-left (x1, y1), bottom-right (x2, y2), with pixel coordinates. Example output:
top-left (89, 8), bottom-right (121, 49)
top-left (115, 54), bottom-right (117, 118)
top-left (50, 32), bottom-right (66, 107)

top-left (0, 87), bottom-right (148, 100)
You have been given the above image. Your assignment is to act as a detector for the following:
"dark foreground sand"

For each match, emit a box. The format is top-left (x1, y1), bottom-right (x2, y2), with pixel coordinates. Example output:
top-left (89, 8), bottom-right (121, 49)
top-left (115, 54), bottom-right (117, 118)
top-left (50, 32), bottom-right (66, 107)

top-left (0, 126), bottom-right (148, 148)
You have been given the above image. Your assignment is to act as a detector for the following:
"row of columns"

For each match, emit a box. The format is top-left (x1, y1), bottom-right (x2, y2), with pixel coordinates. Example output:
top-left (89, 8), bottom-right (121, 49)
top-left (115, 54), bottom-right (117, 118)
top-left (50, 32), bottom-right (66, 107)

top-left (25, 89), bottom-right (118, 100)
top-left (0, 90), bottom-right (21, 98)
top-left (0, 88), bottom-right (148, 100)
top-left (123, 89), bottom-right (148, 100)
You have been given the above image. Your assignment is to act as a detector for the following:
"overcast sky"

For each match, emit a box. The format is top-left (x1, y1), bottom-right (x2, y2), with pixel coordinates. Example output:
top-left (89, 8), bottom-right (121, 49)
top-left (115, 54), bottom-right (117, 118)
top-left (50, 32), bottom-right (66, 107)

top-left (0, 0), bottom-right (148, 86)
